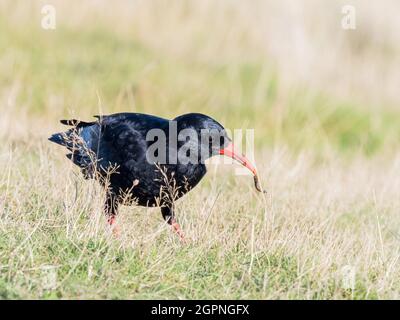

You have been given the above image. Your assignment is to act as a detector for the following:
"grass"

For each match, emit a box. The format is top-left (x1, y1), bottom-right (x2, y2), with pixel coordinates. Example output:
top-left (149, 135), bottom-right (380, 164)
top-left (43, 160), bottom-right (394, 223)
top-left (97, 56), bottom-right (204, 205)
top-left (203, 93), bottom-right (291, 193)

top-left (1, 143), bottom-right (399, 299)
top-left (1, 0), bottom-right (400, 299)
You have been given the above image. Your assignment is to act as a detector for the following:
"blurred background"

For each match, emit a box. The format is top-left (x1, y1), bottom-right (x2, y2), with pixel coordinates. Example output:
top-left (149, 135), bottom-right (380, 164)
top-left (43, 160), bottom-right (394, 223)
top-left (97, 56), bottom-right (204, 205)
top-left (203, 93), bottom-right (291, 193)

top-left (1, 0), bottom-right (399, 158)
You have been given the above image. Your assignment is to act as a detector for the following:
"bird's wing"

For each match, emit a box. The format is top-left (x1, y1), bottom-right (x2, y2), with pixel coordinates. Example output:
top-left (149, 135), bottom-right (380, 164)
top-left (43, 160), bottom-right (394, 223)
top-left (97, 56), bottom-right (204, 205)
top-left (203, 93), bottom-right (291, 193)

top-left (97, 117), bottom-right (149, 171)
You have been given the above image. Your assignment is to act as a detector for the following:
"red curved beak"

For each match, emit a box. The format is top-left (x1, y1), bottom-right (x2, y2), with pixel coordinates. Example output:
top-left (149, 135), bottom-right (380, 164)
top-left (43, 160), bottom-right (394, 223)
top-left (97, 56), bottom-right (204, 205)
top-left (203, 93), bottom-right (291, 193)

top-left (219, 142), bottom-right (257, 176)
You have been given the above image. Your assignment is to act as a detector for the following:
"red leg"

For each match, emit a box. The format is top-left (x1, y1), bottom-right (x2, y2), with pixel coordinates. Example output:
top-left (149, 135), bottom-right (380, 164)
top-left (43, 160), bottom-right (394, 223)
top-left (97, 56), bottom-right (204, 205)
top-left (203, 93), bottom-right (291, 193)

top-left (105, 192), bottom-right (120, 237)
top-left (161, 206), bottom-right (185, 242)
top-left (107, 215), bottom-right (120, 236)
top-left (171, 219), bottom-right (185, 241)
top-left (107, 215), bottom-right (116, 226)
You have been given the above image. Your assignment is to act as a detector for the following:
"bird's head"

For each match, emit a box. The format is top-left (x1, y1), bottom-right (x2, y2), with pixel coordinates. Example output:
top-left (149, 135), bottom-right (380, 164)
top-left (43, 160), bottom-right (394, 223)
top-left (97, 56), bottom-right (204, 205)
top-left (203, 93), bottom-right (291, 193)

top-left (174, 113), bottom-right (229, 156)
top-left (174, 113), bottom-right (265, 192)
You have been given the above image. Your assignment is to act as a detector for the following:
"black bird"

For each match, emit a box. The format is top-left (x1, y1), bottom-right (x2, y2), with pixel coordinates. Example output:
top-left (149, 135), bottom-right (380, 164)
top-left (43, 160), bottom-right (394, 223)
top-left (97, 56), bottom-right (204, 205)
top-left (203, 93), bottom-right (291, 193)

top-left (49, 113), bottom-right (265, 239)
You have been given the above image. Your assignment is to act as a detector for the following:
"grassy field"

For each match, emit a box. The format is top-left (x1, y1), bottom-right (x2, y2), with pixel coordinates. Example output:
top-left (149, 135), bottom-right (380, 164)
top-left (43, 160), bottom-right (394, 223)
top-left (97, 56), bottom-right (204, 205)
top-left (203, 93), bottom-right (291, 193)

top-left (1, 0), bottom-right (400, 299)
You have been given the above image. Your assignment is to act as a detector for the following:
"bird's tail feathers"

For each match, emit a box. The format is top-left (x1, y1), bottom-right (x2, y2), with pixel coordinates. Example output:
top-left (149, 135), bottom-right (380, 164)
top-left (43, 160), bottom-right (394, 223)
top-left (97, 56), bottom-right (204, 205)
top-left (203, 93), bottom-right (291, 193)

top-left (48, 128), bottom-right (77, 150)
top-left (48, 132), bottom-right (67, 146)
top-left (60, 119), bottom-right (94, 127)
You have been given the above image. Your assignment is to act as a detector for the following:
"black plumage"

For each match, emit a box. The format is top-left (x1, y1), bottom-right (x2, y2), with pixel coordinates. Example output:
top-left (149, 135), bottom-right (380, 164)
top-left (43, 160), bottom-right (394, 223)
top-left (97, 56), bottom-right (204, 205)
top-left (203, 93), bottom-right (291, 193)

top-left (49, 112), bottom-right (263, 239)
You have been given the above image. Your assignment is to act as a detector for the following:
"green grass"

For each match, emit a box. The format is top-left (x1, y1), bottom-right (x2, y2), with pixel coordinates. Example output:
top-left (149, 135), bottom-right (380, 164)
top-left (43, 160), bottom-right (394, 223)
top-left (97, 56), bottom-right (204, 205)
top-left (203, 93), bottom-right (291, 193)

top-left (0, 228), bottom-right (380, 299)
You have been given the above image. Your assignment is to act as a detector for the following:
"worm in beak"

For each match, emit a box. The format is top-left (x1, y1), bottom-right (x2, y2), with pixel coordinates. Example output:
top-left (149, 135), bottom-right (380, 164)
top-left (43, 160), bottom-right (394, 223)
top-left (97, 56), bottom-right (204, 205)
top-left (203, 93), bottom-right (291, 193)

top-left (219, 142), bottom-right (267, 194)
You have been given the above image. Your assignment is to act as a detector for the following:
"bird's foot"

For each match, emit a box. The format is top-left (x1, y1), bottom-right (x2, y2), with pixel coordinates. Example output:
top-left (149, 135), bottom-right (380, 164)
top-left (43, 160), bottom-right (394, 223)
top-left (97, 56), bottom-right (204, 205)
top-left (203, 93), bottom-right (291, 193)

top-left (107, 215), bottom-right (120, 237)
top-left (171, 221), bottom-right (186, 243)
top-left (111, 224), bottom-right (121, 237)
